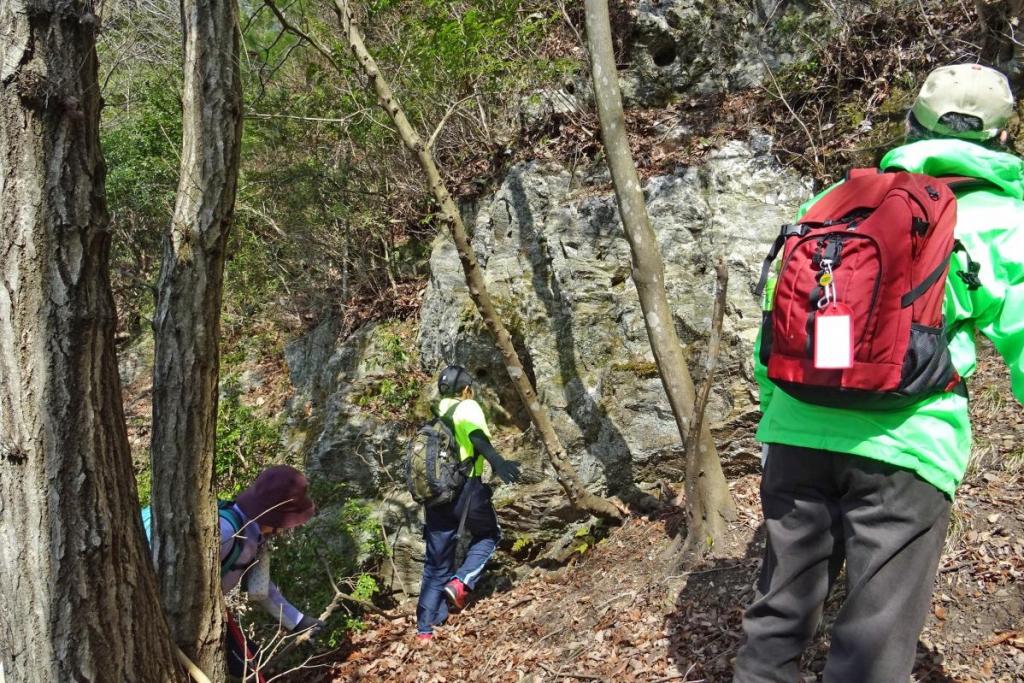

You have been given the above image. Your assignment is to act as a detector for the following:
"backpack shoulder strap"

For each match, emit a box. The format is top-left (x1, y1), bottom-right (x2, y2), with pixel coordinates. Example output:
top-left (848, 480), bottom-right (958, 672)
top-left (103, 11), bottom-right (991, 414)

top-left (933, 175), bottom-right (1001, 194)
top-left (753, 223), bottom-right (807, 297)
top-left (218, 500), bottom-right (246, 577)
top-left (438, 400), bottom-right (460, 430)
top-left (845, 167), bottom-right (884, 181)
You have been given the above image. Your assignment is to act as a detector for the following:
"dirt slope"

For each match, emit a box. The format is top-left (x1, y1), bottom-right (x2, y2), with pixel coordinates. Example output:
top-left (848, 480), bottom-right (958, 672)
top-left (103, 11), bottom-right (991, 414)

top-left (296, 347), bottom-right (1023, 683)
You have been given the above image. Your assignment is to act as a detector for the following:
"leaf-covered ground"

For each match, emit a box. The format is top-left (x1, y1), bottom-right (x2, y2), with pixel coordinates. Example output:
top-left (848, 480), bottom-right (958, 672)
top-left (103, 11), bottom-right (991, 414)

top-left (284, 345), bottom-right (1022, 683)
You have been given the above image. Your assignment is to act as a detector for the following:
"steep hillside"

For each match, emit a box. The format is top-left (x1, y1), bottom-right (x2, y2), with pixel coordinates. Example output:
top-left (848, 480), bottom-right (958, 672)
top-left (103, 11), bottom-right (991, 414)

top-left (274, 348), bottom-right (1024, 683)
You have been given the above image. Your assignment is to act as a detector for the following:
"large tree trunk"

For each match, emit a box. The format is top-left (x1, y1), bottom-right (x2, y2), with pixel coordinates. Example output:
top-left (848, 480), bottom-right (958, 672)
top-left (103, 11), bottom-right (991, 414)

top-left (149, 0), bottom-right (243, 676)
top-left (583, 0), bottom-right (735, 550)
top-left (326, 0), bottom-right (622, 520)
top-left (0, 2), bottom-right (184, 681)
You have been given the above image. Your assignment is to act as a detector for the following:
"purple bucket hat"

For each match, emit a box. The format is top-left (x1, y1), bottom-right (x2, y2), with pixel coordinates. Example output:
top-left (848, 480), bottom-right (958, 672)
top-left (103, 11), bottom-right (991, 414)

top-left (235, 465), bottom-right (316, 530)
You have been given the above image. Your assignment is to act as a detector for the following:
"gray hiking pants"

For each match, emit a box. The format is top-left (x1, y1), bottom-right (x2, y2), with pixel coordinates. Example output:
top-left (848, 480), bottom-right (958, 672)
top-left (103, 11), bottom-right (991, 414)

top-left (733, 444), bottom-right (951, 683)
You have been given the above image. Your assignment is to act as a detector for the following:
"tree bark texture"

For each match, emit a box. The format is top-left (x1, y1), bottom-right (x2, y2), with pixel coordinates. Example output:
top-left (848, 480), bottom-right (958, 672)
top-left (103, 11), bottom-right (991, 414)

top-left (149, 0), bottom-right (242, 675)
top-left (0, 2), bottom-right (183, 681)
top-left (331, 0), bottom-right (622, 521)
top-left (682, 261), bottom-right (730, 554)
top-left (583, 0), bottom-right (735, 548)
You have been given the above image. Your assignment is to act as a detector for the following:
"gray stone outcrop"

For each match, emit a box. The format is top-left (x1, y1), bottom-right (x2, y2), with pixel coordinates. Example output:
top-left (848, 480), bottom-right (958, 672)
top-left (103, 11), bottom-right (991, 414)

top-left (417, 134), bottom-right (809, 494)
top-left (623, 0), bottom-right (841, 105)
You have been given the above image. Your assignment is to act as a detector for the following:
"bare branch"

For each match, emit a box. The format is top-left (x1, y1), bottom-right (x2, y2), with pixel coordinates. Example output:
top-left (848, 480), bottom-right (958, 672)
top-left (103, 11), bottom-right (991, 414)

top-left (174, 646), bottom-right (213, 683)
top-left (758, 52), bottom-right (822, 173)
top-left (263, 0), bottom-right (345, 74)
top-left (244, 111), bottom-right (364, 125)
top-left (426, 94), bottom-right (478, 150)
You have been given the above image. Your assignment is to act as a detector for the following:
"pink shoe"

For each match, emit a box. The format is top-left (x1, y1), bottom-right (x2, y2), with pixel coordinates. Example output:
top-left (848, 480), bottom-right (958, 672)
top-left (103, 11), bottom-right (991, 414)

top-left (415, 632), bottom-right (433, 642)
top-left (443, 578), bottom-right (469, 610)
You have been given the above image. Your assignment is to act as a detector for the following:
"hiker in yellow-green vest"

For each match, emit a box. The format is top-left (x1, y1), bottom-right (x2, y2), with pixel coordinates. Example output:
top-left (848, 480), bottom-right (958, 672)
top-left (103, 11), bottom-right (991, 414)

top-left (735, 64), bottom-right (1024, 682)
top-left (415, 365), bottom-right (521, 640)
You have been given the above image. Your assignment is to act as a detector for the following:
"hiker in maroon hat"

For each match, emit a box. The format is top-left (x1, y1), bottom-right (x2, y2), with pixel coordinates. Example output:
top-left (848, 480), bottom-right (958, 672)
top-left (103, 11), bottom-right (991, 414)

top-left (221, 465), bottom-right (321, 682)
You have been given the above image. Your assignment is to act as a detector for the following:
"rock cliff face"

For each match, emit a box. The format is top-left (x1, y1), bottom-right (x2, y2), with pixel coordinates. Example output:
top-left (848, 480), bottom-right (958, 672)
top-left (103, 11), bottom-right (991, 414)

top-left (284, 321), bottom-right (407, 494)
top-left (622, 0), bottom-right (835, 105)
top-left (418, 135), bottom-right (810, 491)
top-left (287, 137), bottom-right (812, 496)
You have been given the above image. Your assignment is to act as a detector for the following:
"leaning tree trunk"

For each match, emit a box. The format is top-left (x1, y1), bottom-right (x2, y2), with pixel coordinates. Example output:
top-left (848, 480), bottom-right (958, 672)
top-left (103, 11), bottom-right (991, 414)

top-left (584, 0), bottom-right (735, 550)
top-left (149, 0), bottom-right (243, 676)
top-left (0, 2), bottom-right (184, 681)
top-left (327, 0), bottom-right (622, 520)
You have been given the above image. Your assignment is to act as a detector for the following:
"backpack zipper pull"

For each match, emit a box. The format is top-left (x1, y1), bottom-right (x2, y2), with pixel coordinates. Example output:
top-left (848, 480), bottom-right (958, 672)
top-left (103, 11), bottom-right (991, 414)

top-left (817, 259), bottom-right (837, 309)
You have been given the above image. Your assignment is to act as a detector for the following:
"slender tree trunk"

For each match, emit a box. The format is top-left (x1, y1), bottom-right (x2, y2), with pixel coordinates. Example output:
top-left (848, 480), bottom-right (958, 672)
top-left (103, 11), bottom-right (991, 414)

top-left (328, 0), bottom-right (622, 520)
top-left (583, 0), bottom-right (735, 550)
top-left (149, 0), bottom-right (243, 676)
top-left (0, 2), bottom-right (183, 680)
top-left (682, 261), bottom-right (730, 555)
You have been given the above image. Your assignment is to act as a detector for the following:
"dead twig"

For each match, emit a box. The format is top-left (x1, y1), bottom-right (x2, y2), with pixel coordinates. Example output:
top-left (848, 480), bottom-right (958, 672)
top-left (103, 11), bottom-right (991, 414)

top-left (556, 0), bottom-right (584, 47)
top-left (426, 94), bottom-right (478, 150)
top-left (312, 546), bottom-right (398, 621)
top-left (757, 52), bottom-right (822, 174)
top-left (664, 563), bottom-right (747, 582)
top-left (596, 590), bottom-right (637, 613)
top-left (262, 0), bottom-right (395, 135)
top-left (650, 663), bottom-right (702, 682)
top-left (379, 521), bottom-right (409, 596)
top-left (538, 661), bottom-right (606, 681)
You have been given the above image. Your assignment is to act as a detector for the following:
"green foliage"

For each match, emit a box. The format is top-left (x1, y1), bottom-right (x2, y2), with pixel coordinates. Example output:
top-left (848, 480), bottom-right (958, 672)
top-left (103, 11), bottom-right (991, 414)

top-left (571, 521), bottom-right (610, 558)
top-left (101, 67), bottom-right (183, 331)
top-left (228, 0), bottom-right (578, 323)
top-left (774, 7), bottom-right (805, 37)
top-left (773, 57), bottom-right (822, 92)
top-left (136, 468), bottom-right (153, 507)
top-left (266, 481), bottom-right (386, 643)
top-left (353, 323), bottom-right (430, 421)
top-left (103, 75), bottom-right (181, 220)
top-left (215, 379), bottom-right (284, 498)
top-left (510, 534), bottom-right (534, 554)
top-left (99, 0), bottom-right (581, 337)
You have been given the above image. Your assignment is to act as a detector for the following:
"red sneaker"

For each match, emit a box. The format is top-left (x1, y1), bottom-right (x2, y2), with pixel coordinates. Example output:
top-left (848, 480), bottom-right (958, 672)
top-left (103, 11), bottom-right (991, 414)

top-left (415, 632), bottom-right (433, 642)
top-left (443, 578), bottom-right (469, 610)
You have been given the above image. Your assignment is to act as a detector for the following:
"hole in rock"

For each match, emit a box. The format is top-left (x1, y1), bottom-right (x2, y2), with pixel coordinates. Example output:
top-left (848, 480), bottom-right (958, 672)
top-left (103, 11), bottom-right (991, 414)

top-left (652, 44), bottom-right (677, 67)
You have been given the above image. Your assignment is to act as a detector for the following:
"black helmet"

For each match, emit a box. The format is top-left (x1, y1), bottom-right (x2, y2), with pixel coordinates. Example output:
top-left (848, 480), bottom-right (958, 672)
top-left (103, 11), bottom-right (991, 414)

top-left (437, 365), bottom-right (473, 397)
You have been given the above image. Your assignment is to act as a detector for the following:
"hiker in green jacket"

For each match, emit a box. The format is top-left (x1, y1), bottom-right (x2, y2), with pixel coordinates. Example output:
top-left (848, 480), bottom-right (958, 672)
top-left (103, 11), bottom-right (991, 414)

top-left (734, 64), bottom-right (1024, 682)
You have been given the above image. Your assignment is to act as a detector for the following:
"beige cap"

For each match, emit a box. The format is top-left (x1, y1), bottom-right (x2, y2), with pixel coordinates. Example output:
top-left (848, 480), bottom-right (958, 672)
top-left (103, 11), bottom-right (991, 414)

top-left (912, 64), bottom-right (1014, 140)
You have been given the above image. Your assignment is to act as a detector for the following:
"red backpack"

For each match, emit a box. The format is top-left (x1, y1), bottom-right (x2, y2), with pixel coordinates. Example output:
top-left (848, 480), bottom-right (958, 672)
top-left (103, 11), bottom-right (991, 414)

top-left (754, 168), bottom-right (983, 409)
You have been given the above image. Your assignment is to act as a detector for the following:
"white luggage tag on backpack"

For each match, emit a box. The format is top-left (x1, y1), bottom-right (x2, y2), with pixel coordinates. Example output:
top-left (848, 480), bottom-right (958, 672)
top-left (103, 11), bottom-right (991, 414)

top-left (814, 302), bottom-right (854, 369)
top-left (813, 261), bottom-right (853, 369)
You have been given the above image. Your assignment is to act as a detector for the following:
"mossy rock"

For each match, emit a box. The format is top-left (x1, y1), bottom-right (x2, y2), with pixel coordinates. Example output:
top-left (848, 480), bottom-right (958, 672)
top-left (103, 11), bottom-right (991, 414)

top-left (611, 359), bottom-right (661, 379)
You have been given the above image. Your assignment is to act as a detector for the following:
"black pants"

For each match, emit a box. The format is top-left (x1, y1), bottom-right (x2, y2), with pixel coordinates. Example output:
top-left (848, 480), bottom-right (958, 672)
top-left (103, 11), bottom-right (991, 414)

top-left (734, 444), bottom-right (951, 683)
